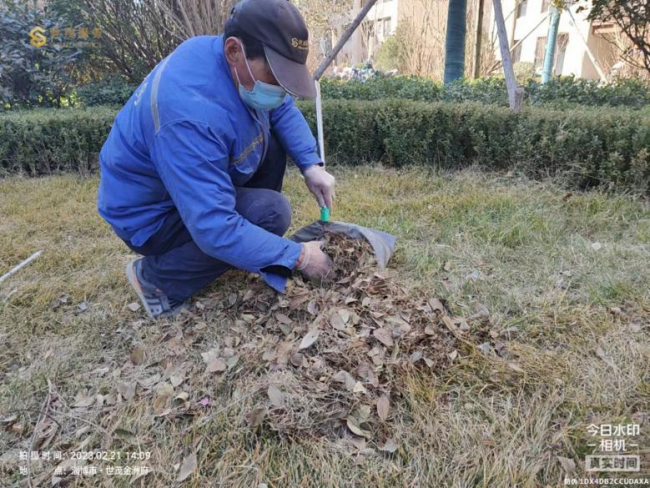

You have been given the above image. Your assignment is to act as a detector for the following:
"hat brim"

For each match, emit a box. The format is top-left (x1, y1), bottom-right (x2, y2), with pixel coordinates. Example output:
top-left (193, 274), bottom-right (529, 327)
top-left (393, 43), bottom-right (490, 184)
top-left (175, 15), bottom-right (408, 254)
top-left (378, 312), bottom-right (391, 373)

top-left (264, 45), bottom-right (316, 99)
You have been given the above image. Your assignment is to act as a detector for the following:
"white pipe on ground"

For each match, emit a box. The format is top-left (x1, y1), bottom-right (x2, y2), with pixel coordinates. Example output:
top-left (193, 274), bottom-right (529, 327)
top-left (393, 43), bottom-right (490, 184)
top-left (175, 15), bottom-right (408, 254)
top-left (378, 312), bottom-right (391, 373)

top-left (0, 250), bottom-right (43, 285)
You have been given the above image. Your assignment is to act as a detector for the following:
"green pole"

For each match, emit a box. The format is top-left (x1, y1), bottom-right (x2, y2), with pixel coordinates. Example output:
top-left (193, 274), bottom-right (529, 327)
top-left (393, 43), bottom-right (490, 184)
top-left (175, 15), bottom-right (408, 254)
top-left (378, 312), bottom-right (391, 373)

top-left (542, 5), bottom-right (561, 84)
top-left (444, 0), bottom-right (468, 84)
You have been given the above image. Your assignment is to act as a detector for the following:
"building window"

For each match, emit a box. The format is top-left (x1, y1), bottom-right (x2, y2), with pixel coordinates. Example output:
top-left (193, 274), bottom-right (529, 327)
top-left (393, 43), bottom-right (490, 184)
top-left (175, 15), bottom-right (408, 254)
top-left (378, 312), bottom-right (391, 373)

top-left (554, 34), bottom-right (569, 74)
top-left (534, 34), bottom-right (569, 74)
top-left (517, 0), bottom-right (528, 18)
top-left (374, 17), bottom-right (392, 42)
top-left (383, 17), bottom-right (392, 35)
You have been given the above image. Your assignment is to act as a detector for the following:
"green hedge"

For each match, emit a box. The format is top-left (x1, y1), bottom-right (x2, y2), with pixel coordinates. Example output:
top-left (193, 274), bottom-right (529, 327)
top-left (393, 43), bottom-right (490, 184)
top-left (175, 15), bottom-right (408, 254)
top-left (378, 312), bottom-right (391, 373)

top-left (0, 107), bottom-right (116, 175)
top-left (75, 76), bottom-right (137, 108)
top-left (1, 102), bottom-right (648, 193)
top-left (320, 76), bottom-right (650, 109)
top-left (32, 75), bottom-right (649, 110)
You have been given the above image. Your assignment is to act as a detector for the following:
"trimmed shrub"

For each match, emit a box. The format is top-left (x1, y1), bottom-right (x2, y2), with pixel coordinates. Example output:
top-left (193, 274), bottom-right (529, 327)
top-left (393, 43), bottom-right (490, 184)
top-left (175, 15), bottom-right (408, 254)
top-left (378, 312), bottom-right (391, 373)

top-left (1, 101), bottom-right (648, 193)
top-left (320, 76), bottom-right (650, 109)
top-left (76, 76), bottom-right (137, 107)
top-left (301, 101), bottom-right (650, 193)
top-left (0, 106), bottom-right (116, 175)
top-left (321, 76), bottom-right (443, 102)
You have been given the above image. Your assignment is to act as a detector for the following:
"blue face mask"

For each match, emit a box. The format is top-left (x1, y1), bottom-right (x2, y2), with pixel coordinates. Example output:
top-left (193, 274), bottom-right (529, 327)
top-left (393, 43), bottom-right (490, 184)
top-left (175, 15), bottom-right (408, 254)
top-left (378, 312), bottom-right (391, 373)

top-left (235, 41), bottom-right (287, 111)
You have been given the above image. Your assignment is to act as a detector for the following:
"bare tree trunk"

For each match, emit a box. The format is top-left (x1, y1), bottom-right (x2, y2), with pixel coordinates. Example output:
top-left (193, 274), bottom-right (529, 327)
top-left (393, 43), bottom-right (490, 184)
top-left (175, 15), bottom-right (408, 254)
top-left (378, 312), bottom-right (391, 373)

top-left (492, 0), bottom-right (523, 111)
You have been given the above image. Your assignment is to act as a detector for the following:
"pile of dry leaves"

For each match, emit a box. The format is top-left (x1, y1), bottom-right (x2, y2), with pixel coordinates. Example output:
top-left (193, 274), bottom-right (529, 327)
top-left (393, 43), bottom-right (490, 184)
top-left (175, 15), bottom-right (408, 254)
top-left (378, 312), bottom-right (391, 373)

top-left (200, 232), bottom-right (494, 450)
top-left (0, 231), bottom-right (502, 484)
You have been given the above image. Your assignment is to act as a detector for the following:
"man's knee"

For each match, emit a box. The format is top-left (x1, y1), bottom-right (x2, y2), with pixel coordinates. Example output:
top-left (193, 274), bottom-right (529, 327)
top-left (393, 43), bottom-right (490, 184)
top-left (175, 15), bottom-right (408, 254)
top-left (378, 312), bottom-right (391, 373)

top-left (238, 188), bottom-right (292, 236)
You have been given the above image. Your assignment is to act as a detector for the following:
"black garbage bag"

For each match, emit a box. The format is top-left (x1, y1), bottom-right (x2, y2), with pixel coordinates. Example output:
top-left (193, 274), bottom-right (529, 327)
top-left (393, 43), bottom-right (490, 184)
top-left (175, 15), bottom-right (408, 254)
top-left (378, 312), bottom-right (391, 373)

top-left (289, 220), bottom-right (397, 270)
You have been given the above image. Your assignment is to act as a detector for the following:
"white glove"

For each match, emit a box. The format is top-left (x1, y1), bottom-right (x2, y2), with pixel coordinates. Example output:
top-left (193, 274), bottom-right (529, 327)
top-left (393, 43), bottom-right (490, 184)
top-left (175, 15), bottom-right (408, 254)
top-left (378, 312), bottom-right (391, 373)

top-left (302, 164), bottom-right (336, 209)
top-left (296, 241), bottom-right (333, 279)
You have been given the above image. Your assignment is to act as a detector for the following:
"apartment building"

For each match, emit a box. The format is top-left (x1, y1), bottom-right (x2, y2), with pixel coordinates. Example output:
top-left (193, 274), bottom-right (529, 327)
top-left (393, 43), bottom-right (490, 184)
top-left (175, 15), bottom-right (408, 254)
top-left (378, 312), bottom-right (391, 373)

top-left (333, 0), bottom-right (401, 66)
top-left (491, 0), bottom-right (616, 80)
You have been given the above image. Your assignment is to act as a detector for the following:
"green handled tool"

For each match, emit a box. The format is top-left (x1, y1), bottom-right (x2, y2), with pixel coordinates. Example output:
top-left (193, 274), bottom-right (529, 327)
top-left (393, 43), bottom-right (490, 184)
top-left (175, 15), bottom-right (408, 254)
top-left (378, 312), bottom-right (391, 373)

top-left (320, 206), bottom-right (330, 223)
top-left (315, 80), bottom-right (330, 225)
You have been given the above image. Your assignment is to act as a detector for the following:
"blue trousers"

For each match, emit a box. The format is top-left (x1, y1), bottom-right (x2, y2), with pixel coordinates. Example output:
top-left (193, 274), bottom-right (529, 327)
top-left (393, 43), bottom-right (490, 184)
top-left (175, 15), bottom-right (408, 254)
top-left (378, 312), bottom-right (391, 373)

top-left (120, 134), bottom-right (292, 303)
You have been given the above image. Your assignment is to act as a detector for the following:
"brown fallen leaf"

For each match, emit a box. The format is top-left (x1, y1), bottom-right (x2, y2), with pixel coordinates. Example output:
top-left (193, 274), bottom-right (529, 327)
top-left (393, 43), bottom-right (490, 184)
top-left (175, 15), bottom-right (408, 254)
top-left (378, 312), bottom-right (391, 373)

top-left (227, 355), bottom-right (240, 370)
top-left (350, 437), bottom-right (366, 450)
top-left (241, 314), bottom-right (256, 323)
top-left (442, 315), bottom-right (465, 338)
top-left (153, 395), bottom-right (169, 415)
top-left (353, 382), bottom-right (367, 394)
top-left (299, 329), bottom-right (321, 350)
top-left (276, 313), bottom-right (292, 325)
top-left (177, 452), bottom-right (197, 482)
top-left (330, 313), bottom-right (347, 331)
top-left (175, 392), bottom-right (189, 402)
top-left (201, 348), bottom-right (219, 364)
top-left (333, 370), bottom-right (356, 392)
top-left (307, 300), bottom-right (319, 316)
top-left (338, 308), bottom-right (351, 324)
top-left (424, 324), bottom-right (436, 335)
top-left (206, 359), bottom-right (227, 374)
top-left (373, 328), bottom-right (394, 347)
top-left (346, 417), bottom-right (371, 438)
top-left (377, 395), bottom-right (390, 421)
top-left (1, 414), bottom-right (18, 424)
top-left (410, 351), bottom-right (423, 363)
top-left (245, 407), bottom-right (267, 427)
top-left (379, 438), bottom-right (399, 453)
top-left (267, 385), bottom-right (283, 407)
top-left (73, 391), bottom-right (95, 408)
top-left (130, 346), bottom-right (145, 365)
top-left (138, 374), bottom-right (161, 389)
top-left (557, 456), bottom-right (576, 474)
top-left (507, 362), bottom-right (525, 373)
top-left (117, 381), bottom-right (136, 401)
top-left (428, 298), bottom-right (445, 315)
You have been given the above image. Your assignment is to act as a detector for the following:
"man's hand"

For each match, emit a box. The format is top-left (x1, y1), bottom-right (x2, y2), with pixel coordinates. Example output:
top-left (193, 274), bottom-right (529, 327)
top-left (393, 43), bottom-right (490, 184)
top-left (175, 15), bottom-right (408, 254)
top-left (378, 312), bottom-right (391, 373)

top-left (295, 240), bottom-right (333, 279)
top-left (303, 164), bottom-right (336, 210)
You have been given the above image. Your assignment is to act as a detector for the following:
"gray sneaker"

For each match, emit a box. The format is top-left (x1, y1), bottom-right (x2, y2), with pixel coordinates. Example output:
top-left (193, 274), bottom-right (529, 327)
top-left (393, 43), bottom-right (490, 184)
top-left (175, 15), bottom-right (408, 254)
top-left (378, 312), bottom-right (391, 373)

top-left (125, 258), bottom-right (188, 320)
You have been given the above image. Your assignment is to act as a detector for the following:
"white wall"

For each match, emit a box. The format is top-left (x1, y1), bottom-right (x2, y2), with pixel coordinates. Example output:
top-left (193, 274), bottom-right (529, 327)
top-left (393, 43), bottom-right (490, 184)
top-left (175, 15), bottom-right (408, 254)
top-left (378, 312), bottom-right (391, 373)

top-left (338, 0), bottom-right (400, 66)
top-left (493, 0), bottom-right (604, 80)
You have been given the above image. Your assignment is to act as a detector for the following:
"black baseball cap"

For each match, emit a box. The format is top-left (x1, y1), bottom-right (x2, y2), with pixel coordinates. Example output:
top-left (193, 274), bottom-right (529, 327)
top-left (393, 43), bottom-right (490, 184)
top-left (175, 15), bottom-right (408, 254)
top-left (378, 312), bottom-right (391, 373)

top-left (227, 0), bottom-right (316, 99)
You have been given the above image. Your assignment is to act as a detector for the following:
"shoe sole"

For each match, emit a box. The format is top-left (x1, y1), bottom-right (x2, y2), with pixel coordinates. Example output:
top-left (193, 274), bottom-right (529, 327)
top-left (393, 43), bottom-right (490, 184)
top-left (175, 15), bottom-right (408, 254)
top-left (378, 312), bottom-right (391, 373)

top-left (126, 260), bottom-right (155, 320)
top-left (126, 260), bottom-right (189, 320)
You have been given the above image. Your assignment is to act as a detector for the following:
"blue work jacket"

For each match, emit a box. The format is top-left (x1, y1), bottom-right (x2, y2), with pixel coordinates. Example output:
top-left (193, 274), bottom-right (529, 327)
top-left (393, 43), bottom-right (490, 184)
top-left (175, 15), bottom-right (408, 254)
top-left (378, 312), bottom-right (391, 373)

top-left (98, 35), bottom-right (321, 293)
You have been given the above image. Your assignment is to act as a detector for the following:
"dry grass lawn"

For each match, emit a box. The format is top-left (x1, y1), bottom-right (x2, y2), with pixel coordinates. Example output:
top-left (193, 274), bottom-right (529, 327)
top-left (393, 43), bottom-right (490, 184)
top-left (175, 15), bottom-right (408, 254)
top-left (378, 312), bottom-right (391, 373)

top-left (1, 166), bottom-right (649, 487)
